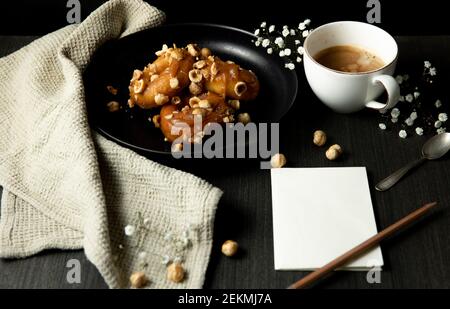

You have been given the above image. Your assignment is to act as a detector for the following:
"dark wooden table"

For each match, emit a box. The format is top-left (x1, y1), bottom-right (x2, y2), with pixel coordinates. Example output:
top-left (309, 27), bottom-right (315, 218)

top-left (1, 35), bottom-right (449, 289)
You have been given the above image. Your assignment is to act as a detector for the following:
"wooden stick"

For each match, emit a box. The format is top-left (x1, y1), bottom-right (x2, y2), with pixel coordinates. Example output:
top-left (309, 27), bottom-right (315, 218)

top-left (288, 202), bottom-right (437, 289)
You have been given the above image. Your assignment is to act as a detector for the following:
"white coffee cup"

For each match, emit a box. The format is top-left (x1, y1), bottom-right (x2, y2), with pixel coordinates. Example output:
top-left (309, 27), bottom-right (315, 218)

top-left (303, 21), bottom-right (400, 113)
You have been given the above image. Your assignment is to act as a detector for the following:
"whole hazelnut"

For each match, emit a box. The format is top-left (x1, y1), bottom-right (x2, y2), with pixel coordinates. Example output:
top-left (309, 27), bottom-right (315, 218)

top-left (167, 263), bottom-right (185, 283)
top-left (221, 240), bottom-right (239, 257)
top-left (200, 47), bottom-right (212, 58)
top-left (237, 113), bottom-right (251, 125)
top-left (107, 101), bottom-right (120, 113)
top-left (326, 144), bottom-right (343, 161)
top-left (270, 153), bottom-right (287, 168)
top-left (313, 130), bottom-right (327, 146)
top-left (130, 271), bottom-right (148, 288)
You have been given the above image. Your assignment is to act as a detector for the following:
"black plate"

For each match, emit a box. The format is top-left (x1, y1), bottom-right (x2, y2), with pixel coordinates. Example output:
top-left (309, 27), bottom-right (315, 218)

top-left (84, 23), bottom-right (298, 155)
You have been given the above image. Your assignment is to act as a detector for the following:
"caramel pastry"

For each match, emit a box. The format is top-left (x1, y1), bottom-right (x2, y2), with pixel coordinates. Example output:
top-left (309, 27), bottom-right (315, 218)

top-left (201, 57), bottom-right (260, 101)
top-left (160, 92), bottom-right (235, 143)
top-left (129, 47), bottom-right (195, 109)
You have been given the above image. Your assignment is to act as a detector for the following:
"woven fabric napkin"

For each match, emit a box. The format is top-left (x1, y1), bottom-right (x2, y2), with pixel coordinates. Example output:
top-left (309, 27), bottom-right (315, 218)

top-left (0, 0), bottom-right (222, 288)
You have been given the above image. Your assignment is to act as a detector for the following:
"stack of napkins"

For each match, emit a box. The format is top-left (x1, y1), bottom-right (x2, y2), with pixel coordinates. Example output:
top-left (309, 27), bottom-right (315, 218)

top-left (270, 167), bottom-right (383, 271)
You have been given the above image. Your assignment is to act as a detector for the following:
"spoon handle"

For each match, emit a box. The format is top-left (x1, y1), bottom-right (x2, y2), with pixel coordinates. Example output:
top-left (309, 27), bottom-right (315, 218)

top-left (375, 158), bottom-right (427, 192)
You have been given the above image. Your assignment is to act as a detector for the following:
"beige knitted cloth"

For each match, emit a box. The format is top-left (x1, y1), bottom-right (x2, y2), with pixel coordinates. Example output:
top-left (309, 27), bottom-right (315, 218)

top-left (0, 0), bottom-right (222, 288)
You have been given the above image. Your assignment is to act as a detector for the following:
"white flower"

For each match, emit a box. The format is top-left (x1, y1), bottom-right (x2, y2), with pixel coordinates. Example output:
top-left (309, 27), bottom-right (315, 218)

top-left (415, 127), bottom-right (424, 136)
top-left (260, 21), bottom-right (267, 28)
top-left (410, 112), bottom-right (418, 120)
top-left (297, 46), bottom-right (305, 55)
top-left (285, 63), bottom-right (295, 70)
top-left (138, 251), bottom-right (147, 260)
top-left (405, 118), bottom-right (414, 126)
top-left (405, 94), bottom-right (414, 103)
top-left (304, 19), bottom-right (311, 25)
top-left (395, 75), bottom-right (403, 84)
top-left (255, 40), bottom-right (261, 47)
top-left (284, 48), bottom-right (291, 56)
top-left (124, 225), bottom-right (135, 236)
top-left (379, 123), bottom-right (387, 130)
top-left (391, 117), bottom-right (399, 123)
top-left (429, 67), bottom-right (437, 76)
top-left (262, 39), bottom-right (270, 48)
top-left (254, 29), bottom-right (260, 36)
top-left (295, 40), bottom-right (301, 45)
top-left (296, 57), bottom-right (302, 63)
top-left (398, 96), bottom-right (405, 102)
top-left (435, 120), bottom-right (442, 128)
top-left (282, 28), bottom-right (290, 37)
top-left (161, 255), bottom-right (170, 265)
top-left (414, 92), bottom-right (420, 99)
top-left (279, 50), bottom-right (285, 57)
top-left (274, 37), bottom-right (284, 48)
top-left (399, 130), bottom-right (407, 139)
top-left (438, 113), bottom-right (448, 122)
top-left (437, 127), bottom-right (447, 134)
top-left (298, 23), bottom-right (306, 30)
top-left (269, 25), bottom-right (275, 33)
top-left (267, 48), bottom-right (273, 54)
top-left (302, 30), bottom-right (310, 38)
top-left (435, 99), bottom-right (442, 108)
top-left (424, 61), bottom-right (432, 68)
top-left (283, 25), bottom-right (288, 29)
top-left (391, 108), bottom-right (400, 118)
top-left (290, 29), bottom-right (296, 36)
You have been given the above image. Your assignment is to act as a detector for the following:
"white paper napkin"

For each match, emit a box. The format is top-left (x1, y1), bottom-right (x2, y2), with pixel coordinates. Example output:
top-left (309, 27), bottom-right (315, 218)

top-left (270, 167), bottom-right (383, 271)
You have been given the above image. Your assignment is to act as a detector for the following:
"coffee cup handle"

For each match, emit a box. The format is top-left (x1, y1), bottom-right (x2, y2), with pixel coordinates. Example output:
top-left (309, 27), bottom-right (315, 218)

top-left (365, 75), bottom-right (400, 112)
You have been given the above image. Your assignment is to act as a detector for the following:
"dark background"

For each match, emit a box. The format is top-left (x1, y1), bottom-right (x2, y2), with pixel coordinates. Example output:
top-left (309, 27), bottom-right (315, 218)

top-left (0, 0), bottom-right (447, 36)
top-left (1, 0), bottom-right (450, 290)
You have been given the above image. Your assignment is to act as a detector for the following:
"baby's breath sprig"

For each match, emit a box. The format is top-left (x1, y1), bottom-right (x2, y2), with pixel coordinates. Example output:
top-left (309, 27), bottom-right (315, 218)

top-left (253, 19), bottom-right (312, 70)
top-left (378, 61), bottom-right (448, 138)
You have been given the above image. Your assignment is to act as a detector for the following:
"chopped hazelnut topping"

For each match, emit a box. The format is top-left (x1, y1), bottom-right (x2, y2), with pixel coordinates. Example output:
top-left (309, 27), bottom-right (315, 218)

top-left (133, 79), bottom-right (145, 94)
top-left (171, 96), bottom-right (181, 105)
top-left (187, 44), bottom-right (200, 57)
top-left (193, 60), bottom-right (206, 69)
top-left (198, 99), bottom-right (211, 109)
top-left (131, 70), bottom-right (143, 82)
top-left (152, 115), bottom-right (161, 128)
top-left (188, 69), bottom-right (203, 83)
top-left (189, 96), bottom-right (201, 107)
top-left (169, 77), bottom-right (179, 89)
top-left (234, 82), bottom-right (247, 97)
top-left (189, 82), bottom-right (202, 95)
top-left (154, 93), bottom-right (169, 105)
top-left (150, 74), bottom-right (159, 82)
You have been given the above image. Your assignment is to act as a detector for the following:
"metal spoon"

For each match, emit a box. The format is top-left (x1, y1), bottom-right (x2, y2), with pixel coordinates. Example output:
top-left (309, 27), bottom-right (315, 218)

top-left (376, 132), bottom-right (450, 191)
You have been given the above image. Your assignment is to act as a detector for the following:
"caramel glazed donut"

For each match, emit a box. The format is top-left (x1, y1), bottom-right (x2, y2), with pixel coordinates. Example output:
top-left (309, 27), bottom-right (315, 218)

top-left (128, 43), bottom-right (260, 143)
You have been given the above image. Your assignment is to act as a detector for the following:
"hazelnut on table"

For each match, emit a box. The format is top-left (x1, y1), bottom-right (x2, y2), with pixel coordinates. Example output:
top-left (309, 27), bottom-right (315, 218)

top-left (313, 130), bottom-right (327, 146)
top-left (107, 101), bottom-right (120, 112)
top-left (270, 153), bottom-right (287, 168)
top-left (130, 271), bottom-right (149, 288)
top-left (167, 263), bottom-right (185, 283)
top-left (221, 240), bottom-right (239, 257)
top-left (326, 144), bottom-right (343, 161)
